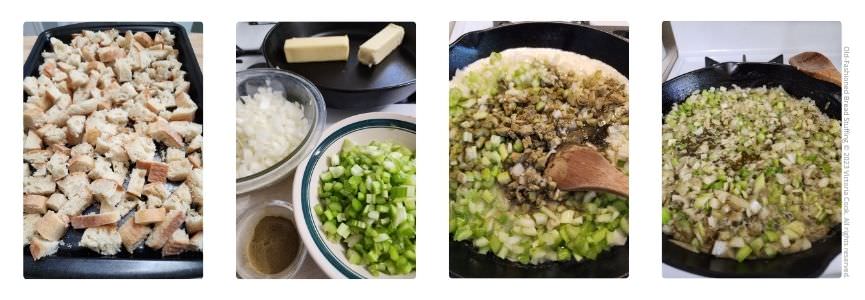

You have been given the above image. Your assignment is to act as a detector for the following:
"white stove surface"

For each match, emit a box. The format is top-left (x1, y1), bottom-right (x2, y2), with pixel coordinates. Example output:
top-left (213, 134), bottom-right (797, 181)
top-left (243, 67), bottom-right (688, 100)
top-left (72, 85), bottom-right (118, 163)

top-left (663, 21), bottom-right (843, 278)
top-left (665, 21), bottom-right (842, 80)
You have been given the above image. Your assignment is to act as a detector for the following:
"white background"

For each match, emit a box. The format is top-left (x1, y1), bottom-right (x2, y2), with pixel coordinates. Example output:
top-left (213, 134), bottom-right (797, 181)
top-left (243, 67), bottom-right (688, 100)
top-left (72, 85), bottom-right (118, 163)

top-left (2, 0), bottom-right (861, 299)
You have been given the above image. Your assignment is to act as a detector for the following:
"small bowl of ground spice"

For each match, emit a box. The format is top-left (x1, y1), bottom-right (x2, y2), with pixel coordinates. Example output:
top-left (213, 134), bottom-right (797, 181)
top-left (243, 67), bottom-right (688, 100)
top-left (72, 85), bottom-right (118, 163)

top-left (237, 200), bottom-right (307, 278)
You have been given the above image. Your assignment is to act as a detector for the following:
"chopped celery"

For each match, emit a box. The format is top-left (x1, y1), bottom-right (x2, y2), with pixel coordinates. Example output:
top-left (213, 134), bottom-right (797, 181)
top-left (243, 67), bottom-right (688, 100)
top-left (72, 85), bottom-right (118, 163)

top-left (316, 140), bottom-right (416, 275)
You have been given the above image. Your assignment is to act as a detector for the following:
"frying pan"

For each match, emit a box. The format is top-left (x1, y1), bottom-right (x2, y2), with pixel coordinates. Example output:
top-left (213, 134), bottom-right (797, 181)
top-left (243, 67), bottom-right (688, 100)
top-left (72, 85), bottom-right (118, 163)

top-left (259, 22), bottom-right (416, 109)
top-left (448, 22), bottom-right (629, 278)
top-left (23, 22), bottom-right (203, 278)
top-left (662, 61), bottom-right (842, 277)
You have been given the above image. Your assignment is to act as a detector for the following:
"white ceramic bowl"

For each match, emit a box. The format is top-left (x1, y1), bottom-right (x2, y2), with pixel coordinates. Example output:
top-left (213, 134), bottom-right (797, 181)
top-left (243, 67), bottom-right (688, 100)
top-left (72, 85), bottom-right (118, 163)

top-left (293, 112), bottom-right (416, 279)
top-left (236, 199), bottom-right (307, 279)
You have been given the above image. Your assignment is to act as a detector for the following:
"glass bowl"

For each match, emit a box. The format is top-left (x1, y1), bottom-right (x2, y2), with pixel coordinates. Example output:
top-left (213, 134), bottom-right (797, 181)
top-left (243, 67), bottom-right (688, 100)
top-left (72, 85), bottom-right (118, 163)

top-left (236, 69), bottom-right (326, 194)
top-left (236, 199), bottom-right (308, 279)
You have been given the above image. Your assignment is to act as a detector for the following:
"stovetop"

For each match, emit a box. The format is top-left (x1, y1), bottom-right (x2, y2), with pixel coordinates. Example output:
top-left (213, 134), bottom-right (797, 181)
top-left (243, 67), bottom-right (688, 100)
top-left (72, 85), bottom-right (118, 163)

top-left (663, 21), bottom-right (841, 81)
top-left (236, 22), bottom-right (416, 127)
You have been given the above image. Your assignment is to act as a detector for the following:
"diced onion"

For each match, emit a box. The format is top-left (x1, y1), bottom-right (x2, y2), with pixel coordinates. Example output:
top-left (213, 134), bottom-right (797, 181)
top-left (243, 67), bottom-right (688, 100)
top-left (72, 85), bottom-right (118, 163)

top-left (236, 87), bottom-right (309, 177)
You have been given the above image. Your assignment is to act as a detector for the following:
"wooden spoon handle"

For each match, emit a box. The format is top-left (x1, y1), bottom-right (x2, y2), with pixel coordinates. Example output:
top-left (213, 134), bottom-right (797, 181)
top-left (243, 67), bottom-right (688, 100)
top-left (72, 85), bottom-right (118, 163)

top-left (790, 52), bottom-right (842, 87)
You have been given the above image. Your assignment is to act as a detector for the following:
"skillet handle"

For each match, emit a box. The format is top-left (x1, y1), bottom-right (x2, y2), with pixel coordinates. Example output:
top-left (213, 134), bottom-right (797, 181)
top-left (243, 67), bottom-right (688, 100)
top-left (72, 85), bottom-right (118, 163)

top-left (236, 46), bottom-right (262, 57)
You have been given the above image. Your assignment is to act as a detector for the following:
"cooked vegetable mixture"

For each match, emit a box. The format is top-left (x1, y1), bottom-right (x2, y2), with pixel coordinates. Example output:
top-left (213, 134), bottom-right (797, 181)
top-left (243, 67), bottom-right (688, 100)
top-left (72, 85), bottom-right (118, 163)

top-left (662, 86), bottom-right (841, 261)
top-left (449, 49), bottom-right (629, 264)
top-left (317, 140), bottom-right (416, 275)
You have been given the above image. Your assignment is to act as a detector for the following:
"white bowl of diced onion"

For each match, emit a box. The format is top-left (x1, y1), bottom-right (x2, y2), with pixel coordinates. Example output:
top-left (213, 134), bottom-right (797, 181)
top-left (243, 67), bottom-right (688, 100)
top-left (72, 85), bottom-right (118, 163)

top-left (236, 69), bottom-right (327, 194)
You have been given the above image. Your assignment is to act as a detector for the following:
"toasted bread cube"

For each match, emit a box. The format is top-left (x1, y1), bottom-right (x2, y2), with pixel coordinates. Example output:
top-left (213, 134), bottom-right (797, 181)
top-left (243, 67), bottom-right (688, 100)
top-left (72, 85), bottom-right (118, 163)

top-left (24, 176), bottom-right (55, 196)
top-left (135, 207), bottom-right (167, 224)
top-left (71, 211), bottom-right (120, 229)
top-left (167, 159), bottom-right (192, 181)
top-left (162, 229), bottom-right (194, 256)
top-left (186, 210), bottom-right (203, 234)
top-left (29, 237), bottom-right (60, 260)
top-left (24, 194), bottom-right (48, 214)
top-left (47, 152), bottom-right (69, 180)
top-left (24, 130), bottom-right (43, 152)
top-left (35, 211), bottom-right (68, 241)
top-left (126, 168), bottom-right (147, 197)
top-left (120, 219), bottom-right (152, 253)
top-left (24, 214), bottom-right (41, 246)
top-left (46, 193), bottom-right (68, 212)
top-left (57, 172), bottom-right (93, 217)
top-left (124, 136), bottom-right (156, 162)
top-left (68, 155), bottom-right (95, 173)
top-left (79, 225), bottom-right (121, 255)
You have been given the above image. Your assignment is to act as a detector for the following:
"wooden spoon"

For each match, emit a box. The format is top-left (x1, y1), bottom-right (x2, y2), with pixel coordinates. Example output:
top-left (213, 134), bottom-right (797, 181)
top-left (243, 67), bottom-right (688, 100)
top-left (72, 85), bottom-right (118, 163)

top-left (790, 52), bottom-right (842, 87)
top-left (545, 145), bottom-right (628, 197)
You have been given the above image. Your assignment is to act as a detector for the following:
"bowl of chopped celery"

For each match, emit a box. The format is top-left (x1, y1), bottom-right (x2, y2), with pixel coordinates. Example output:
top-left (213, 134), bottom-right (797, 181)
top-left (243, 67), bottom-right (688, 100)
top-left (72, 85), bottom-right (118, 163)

top-left (294, 112), bottom-right (416, 278)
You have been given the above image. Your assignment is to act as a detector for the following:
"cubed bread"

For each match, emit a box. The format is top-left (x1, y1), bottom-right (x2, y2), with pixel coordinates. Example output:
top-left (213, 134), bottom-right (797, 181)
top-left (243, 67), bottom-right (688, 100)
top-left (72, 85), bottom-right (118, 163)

top-left (24, 194), bottom-right (48, 214)
top-left (70, 211), bottom-right (120, 229)
top-left (167, 159), bottom-right (192, 181)
top-left (47, 152), bottom-right (69, 180)
top-left (188, 152), bottom-right (202, 168)
top-left (46, 193), bottom-right (68, 211)
top-left (133, 31), bottom-right (154, 47)
top-left (150, 120), bottom-right (184, 148)
top-left (145, 209), bottom-right (184, 249)
top-left (186, 210), bottom-right (203, 234)
top-left (29, 237), bottom-right (60, 261)
top-left (124, 136), bottom-right (156, 162)
top-left (24, 175), bottom-right (56, 195)
top-left (186, 168), bottom-right (203, 206)
top-left (79, 225), bottom-right (121, 255)
top-left (135, 207), bottom-right (166, 224)
top-left (24, 107), bottom-right (47, 130)
top-left (24, 149), bottom-right (52, 165)
top-left (68, 155), bottom-right (95, 173)
top-left (162, 229), bottom-right (194, 256)
top-left (126, 168), bottom-right (147, 197)
top-left (35, 211), bottom-right (68, 241)
top-left (24, 214), bottom-right (41, 246)
top-left (169, 121), bottom-right (203, 142)
top-left (90, 178), bottom-right (122, 203)
top-left (96, 46), bottom-right (124, 63)
top-left (163, 183), bottom-right (192, 212)
top-left (165, 148), bottom-right (185, 162)
top-left (119, 219), bottom-right (152, 253)
top-left (57, 172), bottom-right (94, 217)
top-left (146, 161), bottom-right (169, 183)
top-left (66, 115), bottom-right (86, 144)
top-left (23, 28), bottom-right (203, 261)
top-left (190, 231), bottom-right (203, 251)
top-left (24, 130), bottom-right (42, 152)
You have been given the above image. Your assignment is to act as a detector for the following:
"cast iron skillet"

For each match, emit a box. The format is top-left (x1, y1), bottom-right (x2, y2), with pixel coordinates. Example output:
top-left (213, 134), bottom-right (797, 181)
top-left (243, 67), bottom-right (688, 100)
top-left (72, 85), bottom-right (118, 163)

top-left (261, 22), bottom-right (416, 109)
top-left (449, 22), bottom-right (629, 278)
top-left (23, 22), bottom-right (203, 279)
top-left (662, 61), bottom-right (842, 277)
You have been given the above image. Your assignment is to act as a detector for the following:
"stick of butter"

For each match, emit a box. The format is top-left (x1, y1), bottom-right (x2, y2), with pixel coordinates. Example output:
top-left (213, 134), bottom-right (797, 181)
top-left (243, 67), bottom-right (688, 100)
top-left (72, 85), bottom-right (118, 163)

top-left (358, 23), bottom-right (405, 67)
top-left (283, 36), bottom-right (349, 63)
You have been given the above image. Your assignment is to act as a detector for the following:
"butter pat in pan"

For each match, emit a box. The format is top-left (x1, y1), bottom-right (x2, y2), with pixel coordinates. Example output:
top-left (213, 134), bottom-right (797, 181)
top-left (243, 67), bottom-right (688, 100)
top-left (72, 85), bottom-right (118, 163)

top-left (358, 23), bottom-right (405, 67)
top-left (283, 36), bottom-right (349, 63)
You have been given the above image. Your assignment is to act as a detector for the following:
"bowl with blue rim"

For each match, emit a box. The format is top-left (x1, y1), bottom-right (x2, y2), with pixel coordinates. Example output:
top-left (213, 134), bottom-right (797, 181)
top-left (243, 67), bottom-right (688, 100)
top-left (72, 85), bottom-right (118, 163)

top-left (293, 112), bottom-right (416, 278)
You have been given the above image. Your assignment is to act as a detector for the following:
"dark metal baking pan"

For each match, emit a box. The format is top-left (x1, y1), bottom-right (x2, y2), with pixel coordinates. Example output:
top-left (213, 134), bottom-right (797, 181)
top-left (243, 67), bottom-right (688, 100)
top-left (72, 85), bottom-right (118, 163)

top-left (23, 22), bottom-right (203, 279)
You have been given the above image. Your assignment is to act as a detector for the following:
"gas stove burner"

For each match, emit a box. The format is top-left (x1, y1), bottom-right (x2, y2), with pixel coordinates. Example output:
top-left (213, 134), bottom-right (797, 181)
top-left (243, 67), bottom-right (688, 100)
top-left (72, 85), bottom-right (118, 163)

top-left (705, 54), bottom-right (784, 67)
